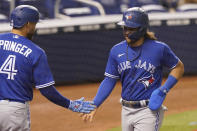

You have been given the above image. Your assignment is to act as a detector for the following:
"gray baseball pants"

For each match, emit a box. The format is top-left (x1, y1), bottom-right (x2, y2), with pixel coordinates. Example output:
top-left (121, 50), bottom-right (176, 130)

top-left (121, 105), bottom-right (166, 131)
top-left (0, 100), bottom-right (30, 131)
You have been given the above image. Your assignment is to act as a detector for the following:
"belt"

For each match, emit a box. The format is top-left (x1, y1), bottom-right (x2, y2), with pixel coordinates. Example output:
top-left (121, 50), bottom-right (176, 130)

top-left (120, 98), bottom-right (149, 108)
top-left (0, 99), bottom-right (25, 104)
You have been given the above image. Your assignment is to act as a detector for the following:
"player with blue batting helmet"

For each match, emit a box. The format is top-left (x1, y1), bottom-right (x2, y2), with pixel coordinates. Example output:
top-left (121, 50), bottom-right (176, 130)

top-left (0, 5), bottom-right (95, 131)
top-left (81, 7), bottom-right (184, 131)
top-left (10, 5), bottom-right (39, 28)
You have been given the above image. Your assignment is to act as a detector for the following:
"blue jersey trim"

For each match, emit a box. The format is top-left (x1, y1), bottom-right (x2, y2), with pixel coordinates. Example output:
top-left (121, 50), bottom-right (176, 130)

top-left (104, 72), bottom-right (119, 79)
top-left (35, 81), bottom-right (55, 89)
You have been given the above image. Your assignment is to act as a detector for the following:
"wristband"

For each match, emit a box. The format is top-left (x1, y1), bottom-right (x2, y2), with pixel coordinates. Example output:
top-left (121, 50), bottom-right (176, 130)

top-left (160, 75), bottom-right (177, 93)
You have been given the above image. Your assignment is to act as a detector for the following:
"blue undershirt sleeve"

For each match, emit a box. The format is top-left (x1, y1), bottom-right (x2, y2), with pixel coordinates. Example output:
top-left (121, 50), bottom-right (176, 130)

top-left (93, 77), bottom-right (117, 107)
top-left (39, 85), bottom-right (70, 108)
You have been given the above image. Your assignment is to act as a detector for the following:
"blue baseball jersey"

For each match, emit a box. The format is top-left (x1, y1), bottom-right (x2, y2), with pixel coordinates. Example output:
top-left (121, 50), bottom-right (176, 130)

top-left (105, 39), bottom-right (179, 101)
top-left (0, 33), bottom-right (54, 102)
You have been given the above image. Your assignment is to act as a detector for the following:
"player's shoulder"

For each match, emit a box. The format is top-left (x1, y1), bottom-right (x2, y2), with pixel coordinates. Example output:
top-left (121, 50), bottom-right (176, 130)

top-left (0, 32), bottom-right (11, 38)
top-left (113, 40), bottom-right (126, 48)
top-left (22, 37), bottom-right (45, 55)
top-left (145, 39), bottom-right (169, 48)
top-left (29, 41), bottom-right (45, 54)
top-left (111, 40), bottom-right (126, 52)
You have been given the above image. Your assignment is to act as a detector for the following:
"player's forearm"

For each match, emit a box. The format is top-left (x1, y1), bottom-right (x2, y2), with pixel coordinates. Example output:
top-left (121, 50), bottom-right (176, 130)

top-left (39, 85), bottom-right (70, 108)
top-left (93, 77), bottom-right (117, 107)
top-left (161, 60), bottom-right (184, 92)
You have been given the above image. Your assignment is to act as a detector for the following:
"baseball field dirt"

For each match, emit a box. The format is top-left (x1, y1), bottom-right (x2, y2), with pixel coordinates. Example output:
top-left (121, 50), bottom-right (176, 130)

top-left (30, 76), bottom-right (197, 131)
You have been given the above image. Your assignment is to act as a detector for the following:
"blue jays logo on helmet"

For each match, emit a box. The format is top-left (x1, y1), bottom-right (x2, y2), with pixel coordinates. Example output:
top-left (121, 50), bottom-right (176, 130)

top-left (125, 14), bottom-right (132, 20)
top-left (10, 5), bottom-right (39, 28)
top-left (138, 74), bottom-right (155, 90)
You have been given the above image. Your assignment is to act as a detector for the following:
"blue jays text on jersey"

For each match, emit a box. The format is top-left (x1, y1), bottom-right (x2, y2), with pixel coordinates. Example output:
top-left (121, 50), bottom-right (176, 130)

top-left (118, 60), bottom-right (156, 74)
top-left (104, 39), bottom-right (179, 101)
top-left (0, 33), bottom-right (54, 102)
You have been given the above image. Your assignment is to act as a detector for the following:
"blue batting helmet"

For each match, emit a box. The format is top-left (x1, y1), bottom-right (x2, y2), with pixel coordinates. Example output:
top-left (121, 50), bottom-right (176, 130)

top-left (118, 7), bottom-right (149, 41)
top-left (10, 5), bottom-right (39, 28)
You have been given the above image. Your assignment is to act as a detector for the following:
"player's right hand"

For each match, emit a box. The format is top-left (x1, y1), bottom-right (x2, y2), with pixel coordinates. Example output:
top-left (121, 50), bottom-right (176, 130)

top-left (68, 97), bottom-right (96, 113)
top-left (79, 108), bottom-right (97, 122)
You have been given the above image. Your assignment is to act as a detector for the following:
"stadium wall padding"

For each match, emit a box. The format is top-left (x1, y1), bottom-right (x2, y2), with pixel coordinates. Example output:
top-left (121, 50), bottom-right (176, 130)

top-left (33, 24), bottom-right (197, 84)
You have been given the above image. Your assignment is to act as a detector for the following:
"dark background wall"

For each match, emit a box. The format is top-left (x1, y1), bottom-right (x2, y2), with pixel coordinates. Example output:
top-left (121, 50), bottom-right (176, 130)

top-left (33, 19), bottom-right (197, 84)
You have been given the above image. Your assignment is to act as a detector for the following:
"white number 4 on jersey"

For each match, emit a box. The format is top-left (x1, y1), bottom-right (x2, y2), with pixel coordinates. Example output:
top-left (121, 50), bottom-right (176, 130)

top-left (0, 55), bottom-right (18, 80)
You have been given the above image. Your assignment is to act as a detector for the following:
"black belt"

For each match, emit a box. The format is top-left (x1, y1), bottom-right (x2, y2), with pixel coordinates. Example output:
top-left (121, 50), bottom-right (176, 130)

top-left (121, 99), bottom-right (149, 108)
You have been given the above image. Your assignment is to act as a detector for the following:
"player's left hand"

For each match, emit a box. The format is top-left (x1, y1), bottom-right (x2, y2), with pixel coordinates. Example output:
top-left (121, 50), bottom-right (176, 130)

top-left (148, 87), bottom-right (167, 111)
top-left (68, 97), bottom-right (96, 113)
top-left (79, 108), bottom-right (97, 122)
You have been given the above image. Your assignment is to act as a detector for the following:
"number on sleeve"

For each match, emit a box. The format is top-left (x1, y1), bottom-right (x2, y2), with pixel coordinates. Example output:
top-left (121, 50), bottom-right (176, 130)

top-left (0, 55), bottom-right (18, 80)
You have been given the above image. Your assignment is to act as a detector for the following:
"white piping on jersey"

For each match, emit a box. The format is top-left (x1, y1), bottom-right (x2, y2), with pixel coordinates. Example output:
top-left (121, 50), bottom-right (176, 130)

top-left (36, 81), bottom-right (55, 89)
top-left (104, 72), bottom-right (119, 79)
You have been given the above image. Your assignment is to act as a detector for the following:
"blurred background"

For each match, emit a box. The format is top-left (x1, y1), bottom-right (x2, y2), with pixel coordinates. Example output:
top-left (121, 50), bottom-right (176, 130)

top-left (0, 0), bottom-right (197, 84)
top-left (1, 1), bottom-right (197, 131)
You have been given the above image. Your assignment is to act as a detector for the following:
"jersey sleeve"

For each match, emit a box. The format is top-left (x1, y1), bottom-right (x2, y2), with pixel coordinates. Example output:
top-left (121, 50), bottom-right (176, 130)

top-left (104, 50), bottom-right (120, 79)
top-left (161, 44), bottom-right (179, 69)
top-left (33, 53), bottom-right (55, 89)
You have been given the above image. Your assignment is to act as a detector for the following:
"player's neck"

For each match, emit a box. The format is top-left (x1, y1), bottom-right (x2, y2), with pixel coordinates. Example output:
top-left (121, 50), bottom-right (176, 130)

top-left (128, 37), bottom-right (144, 47)
top-left (11, 28), bottom-right (27, 38)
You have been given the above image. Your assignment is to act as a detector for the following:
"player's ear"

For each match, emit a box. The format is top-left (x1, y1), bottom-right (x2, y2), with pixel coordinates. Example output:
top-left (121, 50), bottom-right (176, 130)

top-left (25, 22), bottom-right (33, 31)
top-left (26, 22), bottom-right (31, 27)
top-left (27, 22), bottom-right (37, 28)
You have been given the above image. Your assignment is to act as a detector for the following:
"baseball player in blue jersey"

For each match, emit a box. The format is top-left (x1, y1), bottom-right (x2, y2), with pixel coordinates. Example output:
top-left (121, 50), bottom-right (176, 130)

top-left (0, 5), bottom-right (95, 131)
top-left (81, 7), bottom-right (184, 131)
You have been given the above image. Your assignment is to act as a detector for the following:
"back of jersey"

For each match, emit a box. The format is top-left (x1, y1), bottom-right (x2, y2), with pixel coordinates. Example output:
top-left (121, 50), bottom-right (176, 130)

top-left (0, 33), bottom-right (46, 102)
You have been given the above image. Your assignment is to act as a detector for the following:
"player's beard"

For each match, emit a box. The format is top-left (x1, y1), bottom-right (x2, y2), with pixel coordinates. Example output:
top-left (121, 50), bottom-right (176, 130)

top-left (124, 35), bottom-right (138, 45)
top-left (26, 23), bottom-right (36, 40)
top-left (123, 31), bottom-right (138, 45)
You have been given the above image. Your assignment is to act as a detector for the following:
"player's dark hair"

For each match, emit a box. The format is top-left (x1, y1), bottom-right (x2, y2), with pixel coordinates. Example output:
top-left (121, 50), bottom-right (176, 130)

top-left (145, 31), bottom-right (157, 40)
top-left (13, 27), bottom-right (22, 29)
top-left (12, 22), bottom-right (28, 29)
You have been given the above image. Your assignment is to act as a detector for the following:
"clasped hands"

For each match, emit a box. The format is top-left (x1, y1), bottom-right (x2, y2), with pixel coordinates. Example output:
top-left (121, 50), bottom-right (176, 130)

top-left (68, 97), bottom-right (97, 122)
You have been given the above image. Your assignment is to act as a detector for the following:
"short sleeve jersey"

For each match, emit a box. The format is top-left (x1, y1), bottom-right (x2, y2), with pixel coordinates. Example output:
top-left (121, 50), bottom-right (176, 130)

top-left (0, 33), bottom-right (54, 102)
top-left (104, 39), bottom-right (179, 101)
